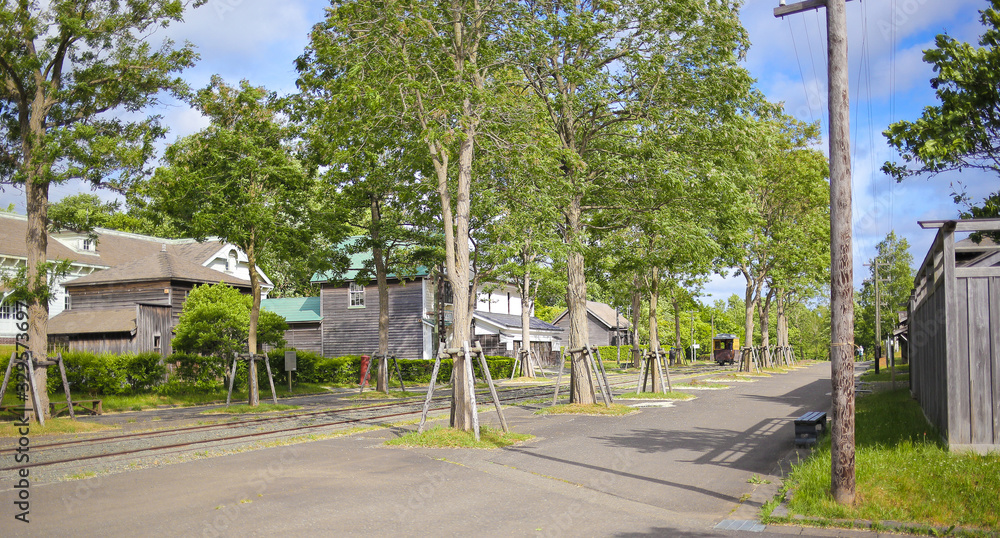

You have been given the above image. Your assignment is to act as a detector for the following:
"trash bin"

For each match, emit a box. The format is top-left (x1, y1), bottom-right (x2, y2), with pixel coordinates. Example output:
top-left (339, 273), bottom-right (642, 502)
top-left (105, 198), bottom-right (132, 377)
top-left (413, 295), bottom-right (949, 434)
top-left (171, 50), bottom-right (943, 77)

top-left (359, 355), bottom-right (371, 386)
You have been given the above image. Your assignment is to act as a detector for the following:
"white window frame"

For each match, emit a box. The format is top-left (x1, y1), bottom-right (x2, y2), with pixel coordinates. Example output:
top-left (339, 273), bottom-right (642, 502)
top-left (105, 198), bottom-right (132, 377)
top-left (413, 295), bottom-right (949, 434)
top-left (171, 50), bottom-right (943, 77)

top-left (349, 282), bottom-right (365, 308)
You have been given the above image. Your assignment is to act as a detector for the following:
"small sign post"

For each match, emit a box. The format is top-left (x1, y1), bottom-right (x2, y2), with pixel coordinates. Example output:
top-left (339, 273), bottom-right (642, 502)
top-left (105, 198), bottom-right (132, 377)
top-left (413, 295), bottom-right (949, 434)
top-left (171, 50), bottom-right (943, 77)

top-left (284, 351), bottom-right (297, 393)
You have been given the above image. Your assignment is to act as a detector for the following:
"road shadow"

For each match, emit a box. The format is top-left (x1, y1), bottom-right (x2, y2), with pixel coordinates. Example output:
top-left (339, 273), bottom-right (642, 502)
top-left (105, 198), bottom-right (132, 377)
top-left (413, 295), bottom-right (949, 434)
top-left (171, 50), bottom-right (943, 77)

top-left (503, 445), bottom-right (742, 504)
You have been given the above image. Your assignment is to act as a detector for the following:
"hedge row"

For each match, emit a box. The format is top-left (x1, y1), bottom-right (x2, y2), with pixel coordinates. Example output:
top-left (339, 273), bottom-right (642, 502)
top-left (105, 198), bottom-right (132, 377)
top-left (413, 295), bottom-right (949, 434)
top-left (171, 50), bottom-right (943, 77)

top-left (0, 349), bottom-right (516, 396)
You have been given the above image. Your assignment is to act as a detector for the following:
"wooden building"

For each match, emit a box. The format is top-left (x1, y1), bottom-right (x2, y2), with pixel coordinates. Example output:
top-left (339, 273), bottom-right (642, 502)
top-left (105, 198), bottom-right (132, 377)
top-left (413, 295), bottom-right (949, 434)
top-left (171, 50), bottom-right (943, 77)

top-left (260, 297), bottom-right (323, 354)
top-left (1, 212), bottom-right (270, 348)
top-left (909, 219), bottom-right (1000, 453)
top-left (552, 300), bottom-right (632, 347)
top-left (48, 248), bottom-right (266, 356)
top-left (308, 239), bottom-right (562, 360)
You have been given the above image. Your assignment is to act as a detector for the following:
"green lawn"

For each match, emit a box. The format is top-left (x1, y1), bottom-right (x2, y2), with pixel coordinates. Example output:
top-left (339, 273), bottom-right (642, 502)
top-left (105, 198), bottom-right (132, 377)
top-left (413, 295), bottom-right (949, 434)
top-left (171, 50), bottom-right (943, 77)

top-left (769, 388), bottom-right (1000, 533)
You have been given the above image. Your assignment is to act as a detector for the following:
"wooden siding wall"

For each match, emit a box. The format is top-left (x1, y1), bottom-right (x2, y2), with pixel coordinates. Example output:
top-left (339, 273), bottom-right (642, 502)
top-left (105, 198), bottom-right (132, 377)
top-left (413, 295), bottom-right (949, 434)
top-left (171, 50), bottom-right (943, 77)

top-left (283, 323), bottom-right (322, 354)
top-left (910, 221), bottom-right (1000, 452)
top-left (53, 304), bottom-right (173, 356)
top-left (321, 281), bottom-right (424, 359)
top-left (70, 281), bottom-right (172, 311)
top-left (553, 312), bottom-right (613, 347)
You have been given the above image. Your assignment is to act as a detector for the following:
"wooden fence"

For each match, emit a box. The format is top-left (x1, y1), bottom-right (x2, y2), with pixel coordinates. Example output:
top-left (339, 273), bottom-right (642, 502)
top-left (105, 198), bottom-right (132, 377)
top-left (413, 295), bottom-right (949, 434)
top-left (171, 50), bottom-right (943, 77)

top-left (909, 219), bottom-right (1000, 453)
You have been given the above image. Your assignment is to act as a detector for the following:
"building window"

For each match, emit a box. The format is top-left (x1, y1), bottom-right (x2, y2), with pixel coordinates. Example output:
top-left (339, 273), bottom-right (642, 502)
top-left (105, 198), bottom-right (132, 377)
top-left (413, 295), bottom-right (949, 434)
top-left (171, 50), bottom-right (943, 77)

top-left (153, 335), bottom-right (161, 349)
top-left (0, 304), bottom-right (9, 319)
top-left (64, 294), bottom-right (71, 311)
top-left (82, 238), bottom-right (93, 251)
top-left (349, 282), bottom-right (365, 308)
top-left (227, 249), bottom-right (238, 273)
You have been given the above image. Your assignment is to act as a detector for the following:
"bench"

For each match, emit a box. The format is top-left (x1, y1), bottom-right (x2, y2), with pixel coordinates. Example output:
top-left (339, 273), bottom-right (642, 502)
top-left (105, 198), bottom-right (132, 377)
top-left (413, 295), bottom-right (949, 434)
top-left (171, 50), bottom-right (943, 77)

top-left (794, 411), bottom-right (827, 447)
top-left (50, 399), bottom-right (103, 417)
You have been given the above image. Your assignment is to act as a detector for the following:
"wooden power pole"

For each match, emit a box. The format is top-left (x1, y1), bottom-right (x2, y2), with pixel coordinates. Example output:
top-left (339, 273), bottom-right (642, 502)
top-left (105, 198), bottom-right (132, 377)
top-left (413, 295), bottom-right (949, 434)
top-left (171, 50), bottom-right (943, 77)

top-left (775, 0), bottom-right (856, 505)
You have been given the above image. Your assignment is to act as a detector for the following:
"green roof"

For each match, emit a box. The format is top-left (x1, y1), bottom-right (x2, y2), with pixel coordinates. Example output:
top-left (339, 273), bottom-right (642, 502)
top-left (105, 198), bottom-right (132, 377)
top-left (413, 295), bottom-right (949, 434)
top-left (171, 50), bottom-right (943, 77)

top-left (310, 237), bottom-right (430, 283)
top-left (260, 297), bottom-right (322, 323)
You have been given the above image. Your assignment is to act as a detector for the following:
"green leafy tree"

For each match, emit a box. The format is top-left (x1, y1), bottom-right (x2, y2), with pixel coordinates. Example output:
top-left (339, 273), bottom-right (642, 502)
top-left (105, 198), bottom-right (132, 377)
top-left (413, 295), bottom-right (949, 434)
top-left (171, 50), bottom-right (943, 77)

top-left (173, 282), bottom-right (287, 360)
top-left (855, 232), bottom-right (914, 355)
top-left (298, 0), bottom-right (511, 430)
top-left (147, 77), bottom-right (339, 406)
top-left (507, 0), bottom-right (755, 403)
top-left (883, 0), bottom-right (1000, 240)
top-left (0, 0), bottom-right (203, 415)
top-left (47, 193), bottom-right (119, 235)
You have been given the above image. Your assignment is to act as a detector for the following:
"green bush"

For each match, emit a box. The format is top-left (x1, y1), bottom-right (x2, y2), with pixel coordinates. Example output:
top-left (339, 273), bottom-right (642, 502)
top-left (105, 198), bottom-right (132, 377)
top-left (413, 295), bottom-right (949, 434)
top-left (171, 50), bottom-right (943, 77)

top-left (171, 352), bottom-right (229, 389)
top-left (45, 350), bottom-right (166, 396)
top-left (595, 345), bottom-right (646, 366)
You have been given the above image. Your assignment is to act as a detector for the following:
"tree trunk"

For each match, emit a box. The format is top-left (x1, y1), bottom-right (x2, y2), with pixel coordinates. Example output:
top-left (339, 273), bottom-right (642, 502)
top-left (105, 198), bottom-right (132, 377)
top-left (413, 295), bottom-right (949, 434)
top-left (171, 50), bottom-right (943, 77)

top-left (25, 176), bottom-right (50, 418)
top-left (759, 287), bottom-right (774, 368)
top-left (630, 280), bottom-right (642, 367)
top-left (433, 101), bottom-right (476, 430)
top-left (520, 267), bottom-right (535, 378)
top-left (565, 195), bottom-right (595, 404)
top-left (247, 238), bottom-right (260, 407)
top-left (372, 195), bottom-right (390, 393)
top-left (776, 290), bottom-right (788, 349)
top-left (743, 278), bottom-right (757, 352)
top-left (671, 287), bottom-right (682, 361)
top-left (648, 265), bottom-right (663, 392)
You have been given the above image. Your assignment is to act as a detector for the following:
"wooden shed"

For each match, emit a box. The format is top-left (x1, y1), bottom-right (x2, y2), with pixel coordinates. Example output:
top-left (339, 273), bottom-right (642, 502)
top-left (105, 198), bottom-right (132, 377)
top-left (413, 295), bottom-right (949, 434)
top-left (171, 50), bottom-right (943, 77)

top-left (48, 304), bottom-right (172, 355)
top-left (909, 219), bottom-right (1000, 453)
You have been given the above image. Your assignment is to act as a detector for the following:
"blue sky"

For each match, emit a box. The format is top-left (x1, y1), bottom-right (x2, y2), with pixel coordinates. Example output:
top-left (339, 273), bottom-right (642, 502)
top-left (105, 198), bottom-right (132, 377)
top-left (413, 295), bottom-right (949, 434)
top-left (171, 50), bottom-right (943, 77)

top-left (3, 0), bottom-right (995, 304)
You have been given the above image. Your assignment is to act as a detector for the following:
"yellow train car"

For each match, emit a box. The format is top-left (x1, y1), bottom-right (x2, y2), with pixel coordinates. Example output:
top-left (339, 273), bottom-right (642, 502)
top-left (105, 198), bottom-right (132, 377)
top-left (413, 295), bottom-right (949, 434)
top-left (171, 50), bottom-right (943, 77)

top-left (712, 334), bottom-right (739, 365)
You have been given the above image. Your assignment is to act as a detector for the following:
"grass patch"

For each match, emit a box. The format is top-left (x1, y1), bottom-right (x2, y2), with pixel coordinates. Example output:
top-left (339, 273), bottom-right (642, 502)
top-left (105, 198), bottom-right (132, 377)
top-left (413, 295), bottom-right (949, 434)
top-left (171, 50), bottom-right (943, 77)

top-left (859, 363), bottom-right (910, 383)
top-left (92, 382), bottom-right (333, 412)
top-left (535, 403), bottom-right (635, 416)
top-left (617, 391), bottom-right (695, 400)
top-left (203, 403), bottom-right (301, 415)
top-left (385, 425), bottom-right (532, 449)
top-left (507, 376), bottom-right (549, 383)
top-left (674, 380), bottom-right (728, 389)
top-left (774, 388), bottom-right (1000, 532)
top-left (345, 390), bottom-right (422, 400)
top-left (0, 417), bottom-right (116, 437)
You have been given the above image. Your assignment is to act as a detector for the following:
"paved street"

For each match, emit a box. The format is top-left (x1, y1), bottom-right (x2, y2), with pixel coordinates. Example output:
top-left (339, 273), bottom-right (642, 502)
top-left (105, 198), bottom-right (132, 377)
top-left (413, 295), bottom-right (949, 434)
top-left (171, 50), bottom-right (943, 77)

top-left (2, 362), bottom-right (893, 537)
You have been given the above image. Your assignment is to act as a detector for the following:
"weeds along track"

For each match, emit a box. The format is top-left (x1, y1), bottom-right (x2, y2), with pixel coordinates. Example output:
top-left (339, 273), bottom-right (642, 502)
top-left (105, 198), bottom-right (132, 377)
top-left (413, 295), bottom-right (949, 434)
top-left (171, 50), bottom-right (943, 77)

top-left (0, 362), bottom-right (733, 476)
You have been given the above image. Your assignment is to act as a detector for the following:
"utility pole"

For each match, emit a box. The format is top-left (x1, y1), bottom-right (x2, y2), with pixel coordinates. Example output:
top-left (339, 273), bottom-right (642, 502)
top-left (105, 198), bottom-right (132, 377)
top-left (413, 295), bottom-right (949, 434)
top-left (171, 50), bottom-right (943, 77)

top-left (775, 0), bottom-right (856, 506)
top-left (865, 259), bottom-right (887, 374)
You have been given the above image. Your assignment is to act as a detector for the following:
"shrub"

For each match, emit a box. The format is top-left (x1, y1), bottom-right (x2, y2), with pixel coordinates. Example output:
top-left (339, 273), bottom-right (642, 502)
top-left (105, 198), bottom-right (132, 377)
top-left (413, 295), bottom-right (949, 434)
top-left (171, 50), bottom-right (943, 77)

top-left (46, 350), bottom-right (166, 396)
top-left (171, 352), bottom-right (229, 389)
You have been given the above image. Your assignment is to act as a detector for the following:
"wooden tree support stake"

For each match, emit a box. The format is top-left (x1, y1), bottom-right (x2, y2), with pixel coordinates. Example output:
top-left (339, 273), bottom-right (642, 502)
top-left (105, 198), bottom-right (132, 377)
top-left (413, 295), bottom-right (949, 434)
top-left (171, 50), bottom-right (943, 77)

top-left (463, 342), bottom-right (480, 442)
top-left (226, 354), bottom-right (278, 406)
top-left (586, 347), bottom-right (613, 407)
top-left (417, 345), bottom-right (444, 434)
top-left (551, 349), bottom-right (565, 406)
top-left (654, 348), bottom-right (672, 393)
top-left (473, 342), bottom-right (508, 433)
top-left (0, 351), bottom-right (75, 424)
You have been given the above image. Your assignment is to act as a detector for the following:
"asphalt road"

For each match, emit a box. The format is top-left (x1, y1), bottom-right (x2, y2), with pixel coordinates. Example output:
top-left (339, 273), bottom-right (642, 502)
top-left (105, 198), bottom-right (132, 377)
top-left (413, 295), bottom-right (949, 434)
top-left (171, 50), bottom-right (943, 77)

top-left (1, 362), bottom-right (892, 537)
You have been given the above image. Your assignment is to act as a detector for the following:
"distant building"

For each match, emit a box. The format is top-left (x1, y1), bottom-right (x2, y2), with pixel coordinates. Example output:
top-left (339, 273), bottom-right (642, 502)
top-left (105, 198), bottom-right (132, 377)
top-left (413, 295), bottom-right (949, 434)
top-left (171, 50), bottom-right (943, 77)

top-left (551, 300), bottom-right (632, 348)
top-left (0, 212), bottom-right (271, 353)
top-left (268, 238), bottom-right (563, 360)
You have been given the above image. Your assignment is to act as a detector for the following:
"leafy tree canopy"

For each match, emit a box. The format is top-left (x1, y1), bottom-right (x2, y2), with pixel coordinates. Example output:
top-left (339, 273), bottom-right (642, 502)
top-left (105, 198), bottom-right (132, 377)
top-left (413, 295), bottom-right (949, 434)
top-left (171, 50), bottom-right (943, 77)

top-left (883, 0), bottom-right (1000, 237)
top-left (172, 283), bottom-right (287, 357)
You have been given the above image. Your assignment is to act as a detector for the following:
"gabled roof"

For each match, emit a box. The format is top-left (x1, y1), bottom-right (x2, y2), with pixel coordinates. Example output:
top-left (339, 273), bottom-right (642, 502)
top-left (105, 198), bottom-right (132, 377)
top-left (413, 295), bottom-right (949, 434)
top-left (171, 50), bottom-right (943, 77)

top-left (261, 296), bottom-right (322, 323)
top-left (474, 311), bottom-right (565, 333)
top-left (552, 300), bottom-right (631, 330)
top-left (49, 307), bottom-right (136, 335)
top-left (0, 212), bottom-right (239, 269)
top-left (64, 250), bottom-right (250, 288)
top-left (311, 236), bottom-right (430, 283)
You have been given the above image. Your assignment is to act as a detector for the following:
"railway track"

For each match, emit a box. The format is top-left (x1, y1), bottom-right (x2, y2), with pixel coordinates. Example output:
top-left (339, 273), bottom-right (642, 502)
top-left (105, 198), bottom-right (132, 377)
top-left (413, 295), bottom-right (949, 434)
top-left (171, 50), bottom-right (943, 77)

top-left (0, 363), bottom-right (736, 477)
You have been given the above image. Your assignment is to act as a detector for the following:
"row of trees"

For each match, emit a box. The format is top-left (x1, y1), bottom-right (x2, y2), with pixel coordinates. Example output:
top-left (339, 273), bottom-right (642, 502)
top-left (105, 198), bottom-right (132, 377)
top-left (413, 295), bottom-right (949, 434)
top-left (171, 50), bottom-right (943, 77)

top-left (2, 0), bottom-right (836, 418)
